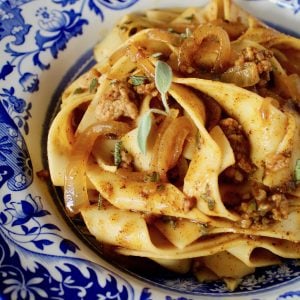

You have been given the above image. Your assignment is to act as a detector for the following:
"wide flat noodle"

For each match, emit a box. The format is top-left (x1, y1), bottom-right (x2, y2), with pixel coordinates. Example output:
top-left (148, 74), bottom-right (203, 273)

top-left (86, 163), bottom-right (210, 222)
top-left (170, 83), bottom-right (238, 220)
top-left (48, 94), bottom-right (92, 186)
top-left (173, 77), bottom-right (293, 187)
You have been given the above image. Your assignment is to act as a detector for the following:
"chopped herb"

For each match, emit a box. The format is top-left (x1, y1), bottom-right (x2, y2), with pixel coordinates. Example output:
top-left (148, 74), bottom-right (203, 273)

top-left (129, 75), bottom-right (148, 86)
top-left (152, 52), bottom-right (163, 58)
top-left (198, 223), bottom-right (208, 234)
top-left (110, 79), bottom-right (118, 85)
top-left (201, 185), bottom-right (215, 211)
top-left (98, 193), bottom-right (103, 210)
top-left (155, 60), bottom-right (173, 112)
top-left (196, 131), bottom-right (202, 149)
top-left (186, 28), bottom-right (192, 37)
top-left (247, 200), bottom-right (257, 213)
top-left (185, 14), bottom-right (195, 21)
top-left (89, 78), bottom-right (98, 93)
top-left (144, 171), bottom-right (160, 183)
top-left (180, 28), bottom-right (192, 39)
top-left (73, 87), bottom-right (84, 94)
top-left (114, 141), bottom-right (122, 167)
top-left (157, 184), bottom-right (165, 192)
top-left (295, 159), bottom-right (300, 181)
top-left (161, 216), bottom-right (177, 229)
top-left (207, 198), bottom-right (215, 210)
top-left (167, 28), bottom-right (176, 33)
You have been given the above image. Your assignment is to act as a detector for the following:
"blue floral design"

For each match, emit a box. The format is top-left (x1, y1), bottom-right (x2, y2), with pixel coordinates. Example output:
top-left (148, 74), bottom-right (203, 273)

top-left (1, 0), bottom-right (139, 98)
top-left (0, 193), bottom-right (82, 254)
top-left (277, 290), bottom-right (300, 299)
top-left (35, 8), bottom-right (88, 59)
top-left (0, 1), bottom-right (31, 45)
top-left (273, 0), bottom-right (300, 13)
top-left (0, 100), bottom-right (32, 191)
top-left (19, 72), bottom-right (39, 92)
top-left (0, 136), bottom-right (13, 162)
top-left (0, 240), bottom-right (134, 300)
top-left (0, 87), bottom-right (31, 134)
top-left (5, 194), bottom-right (49, 226)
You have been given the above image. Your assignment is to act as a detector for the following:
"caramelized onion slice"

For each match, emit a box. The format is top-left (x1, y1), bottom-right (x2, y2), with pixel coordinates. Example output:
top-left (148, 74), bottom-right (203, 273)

top-left (220, 62), bottom-right (260, 87)
top-left (64, 121), bottom-right (130, 215)
top-left (178, 24), bottom-right (231, 74)
top-left (151, 116), bottom-right (194, 180)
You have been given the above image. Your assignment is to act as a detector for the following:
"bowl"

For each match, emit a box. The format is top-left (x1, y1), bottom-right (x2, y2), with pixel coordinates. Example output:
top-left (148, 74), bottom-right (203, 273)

top-left (0, 0), bottom-right (300, 299)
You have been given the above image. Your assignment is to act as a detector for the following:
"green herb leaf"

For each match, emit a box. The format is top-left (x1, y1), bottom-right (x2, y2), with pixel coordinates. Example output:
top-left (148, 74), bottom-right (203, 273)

top-left (137, 108), bottom-right (167, 154)
top-left (114, 141), bottom-right (123, 167)
top-left (295, 159), bottom-right (300, 181)
top-left (161, 216), bottom-right (177, 228)
top-left (137, 111), bottom-right (152, 154)
top-left (157, 183), bottom-right (165, 192)
top-left (130, 75), bottom-right (148, 86)
top-left (98, 193), bottom-right (103, 210)
top-left (155, 61), bottom-right (173, 112)
top-left (185, 14), bottom-right (195, 21)
top-left (89, 78), bottom-right (98, 93)
top-left (198, 223), bottom-right (208, 235)
top-left (144, 171), bottom-right (160, 183)
top-left (73, 87), bottom-right (84, 95)
top-left (247, 200), bottom-right (257, 213)
top-left (180, 28), bottom-right (193, 40)
top-left (110, 79), bottom-right (118, 85)
top-left (207, 198), bottom-right (215, 210)
top-left (201, 185), bottom-right (216, 211)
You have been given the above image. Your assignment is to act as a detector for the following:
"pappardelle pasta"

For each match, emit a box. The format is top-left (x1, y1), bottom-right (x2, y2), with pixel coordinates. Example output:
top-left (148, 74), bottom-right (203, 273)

top-left (48, 0), bottom-right (300, 290)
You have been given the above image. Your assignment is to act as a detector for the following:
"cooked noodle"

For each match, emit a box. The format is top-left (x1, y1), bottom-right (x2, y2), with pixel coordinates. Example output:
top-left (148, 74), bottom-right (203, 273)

top-left (48, 0), bottom-right (300, 290)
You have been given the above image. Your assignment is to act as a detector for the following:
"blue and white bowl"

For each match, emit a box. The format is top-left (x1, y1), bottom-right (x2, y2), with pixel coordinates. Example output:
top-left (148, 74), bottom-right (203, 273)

top-left (0, 0), bottom-right (300, 299)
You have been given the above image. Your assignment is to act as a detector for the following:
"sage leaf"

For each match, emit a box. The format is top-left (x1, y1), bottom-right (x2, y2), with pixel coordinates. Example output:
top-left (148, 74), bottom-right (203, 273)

top-left (89, 78), bottom-right (98, 93)
top-left (295, 159), bottom-right (300, 181)
top-left (155, 60), bottom-right (173, 112)
top-left (130, 75), bottom-right (148, 86)
top-left (137, 109), bottom-right (167, 154)
top-left (137, 111), bottom-right (152, 154)
top-left (114, 141), bottom-right (122, 167)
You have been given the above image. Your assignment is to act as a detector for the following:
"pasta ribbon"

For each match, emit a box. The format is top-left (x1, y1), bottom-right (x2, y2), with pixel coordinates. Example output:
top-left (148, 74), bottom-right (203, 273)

top-left (48, 0), bottom-right (300, 290)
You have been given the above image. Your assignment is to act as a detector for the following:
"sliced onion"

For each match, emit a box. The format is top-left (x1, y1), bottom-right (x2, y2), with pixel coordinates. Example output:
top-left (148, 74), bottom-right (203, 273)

top-left (275, 73), bottom-right (300, 101)
top-left (64, 121), bottom-right (130, 215)
top-left (147, 28), bottom-right (181, 47)
top-left (287, 73), bottom-right (300, 101)
top-left (126, 43), bottom-right (155, 78)
top-left (151, 116), bottom-right (194, 180)
top-left (220, 62), bottom-right (260, 87)
top-left (178, 24), bottom-right (231, 73)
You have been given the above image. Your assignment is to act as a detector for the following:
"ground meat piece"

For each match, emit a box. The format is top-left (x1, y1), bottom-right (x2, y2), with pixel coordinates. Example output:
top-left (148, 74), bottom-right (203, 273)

top-left (265, 152), bottom-right (291, 173)
top-left (237, 182), bottom-right (289, 229)
top-left (96, 81), bottom-right (138, 121)
top-left (134, 82), bottom-right (159, 97)
top-left (219, 118), bottom-right (256, 182)
top-left (234, 46), bottom-right (273, 86)
top-left (120, 150), bottom-right (133, 169)
top-left (36, 169), bottom-right (50, 181)
top-left (78, 68), bottom-right (101, 90)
